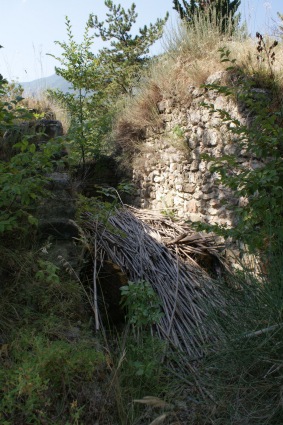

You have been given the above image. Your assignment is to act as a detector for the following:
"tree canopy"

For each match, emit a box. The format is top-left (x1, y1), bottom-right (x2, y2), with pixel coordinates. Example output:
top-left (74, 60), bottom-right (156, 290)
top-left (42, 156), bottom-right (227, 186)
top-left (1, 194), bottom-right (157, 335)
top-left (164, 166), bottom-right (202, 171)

top-left (88, 0), bottom-right (168, 98)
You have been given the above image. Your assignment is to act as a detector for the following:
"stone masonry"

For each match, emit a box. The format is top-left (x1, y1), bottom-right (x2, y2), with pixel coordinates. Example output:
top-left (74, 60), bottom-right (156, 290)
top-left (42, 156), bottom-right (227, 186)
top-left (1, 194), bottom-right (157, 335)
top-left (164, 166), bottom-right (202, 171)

top-left (131, 72), bottom-right (252, 227)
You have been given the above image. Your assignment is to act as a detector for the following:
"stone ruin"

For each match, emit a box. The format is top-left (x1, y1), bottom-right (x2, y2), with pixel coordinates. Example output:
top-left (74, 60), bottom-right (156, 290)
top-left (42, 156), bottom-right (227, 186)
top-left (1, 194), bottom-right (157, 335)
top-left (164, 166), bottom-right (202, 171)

top-left (130, 72), bottom-right (255, 229)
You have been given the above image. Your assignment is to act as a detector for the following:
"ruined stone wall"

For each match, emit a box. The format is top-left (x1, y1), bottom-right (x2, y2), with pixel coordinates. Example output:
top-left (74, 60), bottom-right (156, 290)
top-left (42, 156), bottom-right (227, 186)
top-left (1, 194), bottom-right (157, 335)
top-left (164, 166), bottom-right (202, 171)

top-left (131, 72), bottom-right (247, 227)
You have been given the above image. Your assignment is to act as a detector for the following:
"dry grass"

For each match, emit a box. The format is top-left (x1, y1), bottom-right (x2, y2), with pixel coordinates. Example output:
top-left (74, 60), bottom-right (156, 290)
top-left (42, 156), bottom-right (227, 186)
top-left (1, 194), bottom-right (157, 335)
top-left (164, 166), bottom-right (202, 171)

top-left (114, 14), bottom-right (233, 153)
top-left (114, 81), bottom-right (164, 153)
top-left (115, 13), bottom-right (283, 158)
top-left (22, 94), bottom-right (70, 132)
top-left (164, 11), bottom-right (233, 60)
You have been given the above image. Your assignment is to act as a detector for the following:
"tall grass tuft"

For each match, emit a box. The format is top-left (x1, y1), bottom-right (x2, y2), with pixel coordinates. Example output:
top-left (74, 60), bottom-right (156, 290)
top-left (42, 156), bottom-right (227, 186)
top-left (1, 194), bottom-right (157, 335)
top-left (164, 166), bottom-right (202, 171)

top-left (191, 248), bottom-right (283, 424)
top-left (164, 9), bottom-right (235, 59)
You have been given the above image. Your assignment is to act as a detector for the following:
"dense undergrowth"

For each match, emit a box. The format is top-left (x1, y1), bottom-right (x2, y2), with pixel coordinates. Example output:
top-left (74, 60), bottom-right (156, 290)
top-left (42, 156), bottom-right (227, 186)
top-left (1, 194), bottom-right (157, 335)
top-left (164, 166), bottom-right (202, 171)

top-left (1, 1), bottom-right (283, 424)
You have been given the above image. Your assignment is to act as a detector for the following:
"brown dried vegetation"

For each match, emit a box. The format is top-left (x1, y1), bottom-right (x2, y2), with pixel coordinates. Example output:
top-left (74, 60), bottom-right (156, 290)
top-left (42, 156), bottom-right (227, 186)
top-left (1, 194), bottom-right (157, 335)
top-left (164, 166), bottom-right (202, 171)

top-left (115, 14), bottom-right (283, 166)
top-left (114, 82), bottom-right (164, 154)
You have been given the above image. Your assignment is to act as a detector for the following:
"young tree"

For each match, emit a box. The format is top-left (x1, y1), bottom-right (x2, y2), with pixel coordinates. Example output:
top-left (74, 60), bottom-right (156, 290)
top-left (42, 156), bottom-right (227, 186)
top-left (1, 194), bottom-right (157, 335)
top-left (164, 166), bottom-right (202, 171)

top-left (48, 18), bottom-right (109, 171)
top-left (49, 1), bottom-right (169, 170)
top-left (173, 0), bottom-right (241, 34)
top-left (88, 0), bottom-right (169, 98)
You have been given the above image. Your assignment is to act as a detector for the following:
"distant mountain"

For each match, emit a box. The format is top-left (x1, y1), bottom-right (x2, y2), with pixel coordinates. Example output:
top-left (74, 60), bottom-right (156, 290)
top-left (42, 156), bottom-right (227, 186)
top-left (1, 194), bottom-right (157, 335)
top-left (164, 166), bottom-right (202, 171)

top-left (20, 74), bottom-right (74, 97)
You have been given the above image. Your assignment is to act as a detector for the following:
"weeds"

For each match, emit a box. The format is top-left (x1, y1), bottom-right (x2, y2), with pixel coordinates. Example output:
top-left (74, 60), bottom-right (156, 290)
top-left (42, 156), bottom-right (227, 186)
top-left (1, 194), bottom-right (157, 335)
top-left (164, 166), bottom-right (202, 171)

top-left (0, 333), bottom-right (107, 425)
top-left (197, 253), bottom-right (283, 424)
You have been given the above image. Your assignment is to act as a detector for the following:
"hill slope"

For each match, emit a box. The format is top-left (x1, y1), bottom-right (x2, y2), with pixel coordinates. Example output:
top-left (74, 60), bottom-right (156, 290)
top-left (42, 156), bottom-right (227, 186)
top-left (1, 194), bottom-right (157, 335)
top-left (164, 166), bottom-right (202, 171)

top-left (20, 74), bottom-right (72, 97)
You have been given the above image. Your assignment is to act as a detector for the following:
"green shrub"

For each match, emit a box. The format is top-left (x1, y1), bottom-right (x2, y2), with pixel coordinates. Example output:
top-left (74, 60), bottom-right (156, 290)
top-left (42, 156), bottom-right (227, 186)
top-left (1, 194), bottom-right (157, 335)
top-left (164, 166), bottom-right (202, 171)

top-left (0, 333), bottom-right (105, 425)
top-left (0, 72), bottom-right (66, 234)
top-left (197, 43), bottom-right (283, 253)
top-left (120, 280), bottom-right (163, 329)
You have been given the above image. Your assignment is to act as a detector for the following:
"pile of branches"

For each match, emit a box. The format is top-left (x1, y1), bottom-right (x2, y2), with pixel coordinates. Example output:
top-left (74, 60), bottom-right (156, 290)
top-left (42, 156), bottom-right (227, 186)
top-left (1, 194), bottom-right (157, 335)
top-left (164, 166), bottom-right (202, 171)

top-left (83, 206), bottom-right (226, 358)
top-left (131, 207), bottom-right (226, 268)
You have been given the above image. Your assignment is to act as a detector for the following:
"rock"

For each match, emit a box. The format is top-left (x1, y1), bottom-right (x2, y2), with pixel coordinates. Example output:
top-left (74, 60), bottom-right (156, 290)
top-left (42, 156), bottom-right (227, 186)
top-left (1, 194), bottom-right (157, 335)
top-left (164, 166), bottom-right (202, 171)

top-left (199, 161), bottom-right (207, 172)
top-left (157, 100), bottom-right (167, 113)
top-left (202, 129), bottom-right (220, 147)
top-left (206, 71), bottom-right (227, 85)
top-left (163, 193), bottom-right (174, 207)
top-left (185, 199), bottom-right (198, 213)
top-left (1, 119), bottom-right (64, 161)
top-left (183, 183), bottom-right (195, 193)
top-left (35, 119), bottom-right (63, 140)
top-left (187, 213), bottom-right (203, 222)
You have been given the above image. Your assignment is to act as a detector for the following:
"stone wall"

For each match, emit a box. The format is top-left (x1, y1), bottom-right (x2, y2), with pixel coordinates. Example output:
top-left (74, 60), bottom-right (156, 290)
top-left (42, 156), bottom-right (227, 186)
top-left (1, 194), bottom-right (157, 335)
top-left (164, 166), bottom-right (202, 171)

top-left (131, 72), bottom-right (248, 227)
top-left (1, 119), bottom-right (64, 161)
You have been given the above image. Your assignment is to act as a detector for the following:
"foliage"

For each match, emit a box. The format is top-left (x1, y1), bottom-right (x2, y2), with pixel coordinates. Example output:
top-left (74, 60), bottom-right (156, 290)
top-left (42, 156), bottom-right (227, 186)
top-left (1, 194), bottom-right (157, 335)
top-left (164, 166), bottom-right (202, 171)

top-left (0, 74), bottom-right (26, 131)
top-left (0, 333), bottom-right (106, 425)
top-left (88, 0), bottom-right (169, 98)
top-left (0, 138), bottom-right (65, 233)
top-left (198, 42), bottom-right (283, 252)
top-left (48, 17), bottom-right (109, 171)
top-left (172, 124), bottom-right (185, 138)
top-left (120, 280), bottom-right (163, 328)
top-left (1, 79), bottom-right (24, 106)
top-left (0, 75), bottom-right (65, 233)
top-left (0, 240), bottom-right (111, 424)
top-left (76, 191), bottom-right (124, 236)
top-left (35, 259), bottom-right (61, 284)
top-left (49, 1), bottom-right (168, 172)
top-left (114, 332), bottom-right (168, 424)
top-left (196, 252), bottom-right (283, 424)
top-left (173, 0), bottom-right (241, 34)
top-left (109, 278), bottom-right (168, 424)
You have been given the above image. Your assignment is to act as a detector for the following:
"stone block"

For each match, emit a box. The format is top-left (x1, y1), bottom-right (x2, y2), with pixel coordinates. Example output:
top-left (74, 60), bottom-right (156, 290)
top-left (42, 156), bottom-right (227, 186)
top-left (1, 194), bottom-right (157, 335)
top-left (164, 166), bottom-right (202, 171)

top-left (193, 191), bottom-right (203, 200)
top-left (188, 110), bottom-right (201, 125)
top-left (189, 172), bottom-right (200, 183)
top-left (209, 199), bottom-right (221, 208)
top-left (169, 163), bottom-right (179, 172)
top-left (163, 192), bottom-right (174, 208)
top-left (199, 161), bottom-right (207, 172)
top-left (202, 183), bottom-right (213, 193)
top-left (223, 144), bottom-right (237, 155)
top-left (187, 213), bottom-right (203, 223)
top-left (183, 183), bottom-right (195, 193)
top-left (173, 195), bottom-right (184, 206)
top-left (188, 134), bottom-right (198, 149)
top-left (157, 100), bottom-right (166, 113)
top-left (190, 160), bottom-right (199, 171)
top-left (207, 207), bottom-right (219, 215)
top-left (205, 70), bottom-right (226, 85)
top-left (202, 192), bottom-right (215, 200)
top-left (202, 128), bottom-right (218, 146)
top-left (186, 199), bottom-right (198, 213)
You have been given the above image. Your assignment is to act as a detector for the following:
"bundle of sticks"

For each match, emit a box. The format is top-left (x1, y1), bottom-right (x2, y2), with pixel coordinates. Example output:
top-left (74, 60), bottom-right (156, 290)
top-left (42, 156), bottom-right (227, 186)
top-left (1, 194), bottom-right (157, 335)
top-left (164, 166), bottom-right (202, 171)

top-left (83, 206), bottom-right (226, 357)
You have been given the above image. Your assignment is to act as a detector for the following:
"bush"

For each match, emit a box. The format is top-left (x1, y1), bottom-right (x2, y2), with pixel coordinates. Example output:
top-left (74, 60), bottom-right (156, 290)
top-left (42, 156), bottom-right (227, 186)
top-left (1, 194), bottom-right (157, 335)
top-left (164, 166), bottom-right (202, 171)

top-left (0, 333), bottom-right (106, 425)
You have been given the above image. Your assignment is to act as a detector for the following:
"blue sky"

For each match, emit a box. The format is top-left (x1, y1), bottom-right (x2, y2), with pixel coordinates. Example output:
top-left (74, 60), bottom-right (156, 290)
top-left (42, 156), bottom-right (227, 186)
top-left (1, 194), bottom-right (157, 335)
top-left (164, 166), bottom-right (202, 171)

top-left (0, 0), bottom-right (282, 83)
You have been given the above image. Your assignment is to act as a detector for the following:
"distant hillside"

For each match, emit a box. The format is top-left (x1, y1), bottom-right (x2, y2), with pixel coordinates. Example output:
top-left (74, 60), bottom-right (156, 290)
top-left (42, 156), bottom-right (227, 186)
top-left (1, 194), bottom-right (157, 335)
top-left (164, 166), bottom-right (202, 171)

top-left (20, 74), bottom-right (73, 97)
